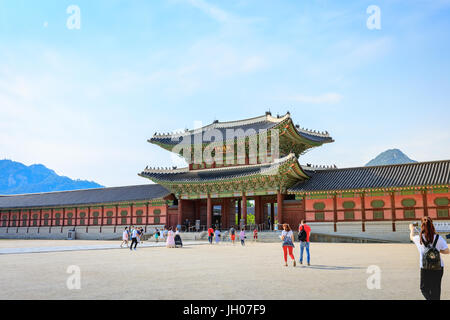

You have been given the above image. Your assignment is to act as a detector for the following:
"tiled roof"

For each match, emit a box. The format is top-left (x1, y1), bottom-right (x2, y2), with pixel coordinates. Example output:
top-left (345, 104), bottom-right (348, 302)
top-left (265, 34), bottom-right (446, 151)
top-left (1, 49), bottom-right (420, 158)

top-left (140, 154), bottom-right (307, 183)
top-left (288, 160), bottom-right (450, 193)
top-left (149, 112), bottom-right (332, 146)
top-left (0, 184), bottom-right (171, 209)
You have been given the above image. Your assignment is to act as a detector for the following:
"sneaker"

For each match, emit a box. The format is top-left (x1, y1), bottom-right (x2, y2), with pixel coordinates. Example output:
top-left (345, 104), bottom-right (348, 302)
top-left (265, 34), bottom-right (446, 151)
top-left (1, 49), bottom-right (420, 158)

top-left (307, 262), bottom-right (310, 266)
top-left (299, 261), bottom-right (303, 265)
top-left (293, 260), bottom-right (296, 267)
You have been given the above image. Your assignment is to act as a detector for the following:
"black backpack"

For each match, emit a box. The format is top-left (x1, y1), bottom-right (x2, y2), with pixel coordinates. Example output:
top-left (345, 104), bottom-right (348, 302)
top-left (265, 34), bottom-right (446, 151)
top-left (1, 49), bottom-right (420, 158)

top-left (298, 227), bottom-right (307, 242)
top-left (422, 235), bottom-right (442, 270)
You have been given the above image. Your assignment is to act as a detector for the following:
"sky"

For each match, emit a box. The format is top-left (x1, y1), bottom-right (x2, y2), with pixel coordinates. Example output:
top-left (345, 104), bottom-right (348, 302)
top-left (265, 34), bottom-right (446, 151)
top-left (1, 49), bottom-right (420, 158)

top-left (0, 0), bottom-right (449, 187)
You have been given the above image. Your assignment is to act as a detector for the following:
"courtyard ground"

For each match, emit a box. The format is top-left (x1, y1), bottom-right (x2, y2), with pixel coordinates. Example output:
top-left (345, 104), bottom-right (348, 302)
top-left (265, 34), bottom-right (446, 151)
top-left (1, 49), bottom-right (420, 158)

top-left (0, 239), bottom-right (447, 300)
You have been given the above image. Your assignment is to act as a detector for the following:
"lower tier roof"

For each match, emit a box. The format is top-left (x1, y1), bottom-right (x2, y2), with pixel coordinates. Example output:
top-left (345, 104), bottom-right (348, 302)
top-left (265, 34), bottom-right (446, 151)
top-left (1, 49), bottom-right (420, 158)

top-left (0, 184), bottom-right (171, 210)
top-left (289, 160), bottom-right (450, 194)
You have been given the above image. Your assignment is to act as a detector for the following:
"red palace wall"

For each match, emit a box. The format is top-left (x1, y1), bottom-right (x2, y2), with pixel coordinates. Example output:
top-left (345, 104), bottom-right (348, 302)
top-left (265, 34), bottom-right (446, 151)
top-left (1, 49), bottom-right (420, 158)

top-left (0, 202), bottom-right (169, 229)
top-left (302, 191), bottom-right (450, 226)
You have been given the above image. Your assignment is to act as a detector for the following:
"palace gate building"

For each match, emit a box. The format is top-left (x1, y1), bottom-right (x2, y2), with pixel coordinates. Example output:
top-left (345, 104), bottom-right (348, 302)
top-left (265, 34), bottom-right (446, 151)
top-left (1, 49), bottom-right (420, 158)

top-left (1, 112), bottom-right (449, 241)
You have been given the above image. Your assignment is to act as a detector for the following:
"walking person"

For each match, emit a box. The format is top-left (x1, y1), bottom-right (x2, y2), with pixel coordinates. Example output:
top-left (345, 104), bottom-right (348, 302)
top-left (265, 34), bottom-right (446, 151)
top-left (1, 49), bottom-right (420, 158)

top-left (120, 227), bottom-right (129, 248)
top-left (239, 228), bottom-right (246, 246)
top-left (281, 224), bottom-right (296, 267)
top-left (298, 220), bottom-right (311, 266)
top-left (208, 226), bottom-right (214, 244)
top-left (409, 217), bottom-right (449, 300)
top-left (214, 227), bottom-right (221, 244)
top-left (129, 226), bottom-right (138, 251)
top-left (253, 228), bottom-right (258, 242)
top-left (229, 225), bottom-right (236, 245)
top-left (155, 228), bottom-right (160, 243)
top-left (139, 227), bottom-right (145, 244)
top-left (174, 227), bottom-right (183, 247)
top-left (166, 226), bottom-right (175, 248)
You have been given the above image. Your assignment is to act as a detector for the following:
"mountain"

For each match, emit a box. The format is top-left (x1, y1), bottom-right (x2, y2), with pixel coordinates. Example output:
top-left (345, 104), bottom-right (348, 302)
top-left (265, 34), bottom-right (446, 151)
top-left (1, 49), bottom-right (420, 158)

top-left (0, 160), bottom-right (104, 195)
top-left (365, 149), bottom-right (417, 167)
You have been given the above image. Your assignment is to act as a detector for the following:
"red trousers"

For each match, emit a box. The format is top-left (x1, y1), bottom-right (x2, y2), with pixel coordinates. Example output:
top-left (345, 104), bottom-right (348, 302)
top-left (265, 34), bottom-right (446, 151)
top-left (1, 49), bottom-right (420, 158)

top-left (283, 246), bottom-right (295, 262)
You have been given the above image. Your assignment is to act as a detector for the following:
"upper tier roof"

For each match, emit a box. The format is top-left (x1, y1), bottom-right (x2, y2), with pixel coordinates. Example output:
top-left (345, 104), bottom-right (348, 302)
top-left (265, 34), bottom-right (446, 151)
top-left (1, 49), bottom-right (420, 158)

top-left (0, 184), bottom-right (171, 210)
top-left (149, 112), bottom-right (333, 146)
top-left (288, 160), bottom-right (450, 193)
top-left (140, 153), bottom-right (310, 183)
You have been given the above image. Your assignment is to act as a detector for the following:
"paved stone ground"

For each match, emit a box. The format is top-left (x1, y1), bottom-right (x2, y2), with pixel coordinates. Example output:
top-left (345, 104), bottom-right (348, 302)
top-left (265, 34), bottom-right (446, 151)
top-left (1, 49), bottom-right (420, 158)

top-left (0, 240), bottom-right (207, 254)
top-left (0, 239), bottom-right (448, 300)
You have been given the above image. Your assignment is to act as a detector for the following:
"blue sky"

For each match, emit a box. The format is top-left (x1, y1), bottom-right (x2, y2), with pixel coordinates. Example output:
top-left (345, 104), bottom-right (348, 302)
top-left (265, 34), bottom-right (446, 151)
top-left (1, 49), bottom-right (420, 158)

top-left (0, 0), bottom-right (449, 187)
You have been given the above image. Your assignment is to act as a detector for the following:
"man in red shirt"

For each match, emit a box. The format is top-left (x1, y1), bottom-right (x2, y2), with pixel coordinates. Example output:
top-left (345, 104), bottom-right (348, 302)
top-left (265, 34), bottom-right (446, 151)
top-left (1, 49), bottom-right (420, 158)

top-left (298, 220), bottom-right (311, 265)
top-left (208, 226), bottom-right (214, 244)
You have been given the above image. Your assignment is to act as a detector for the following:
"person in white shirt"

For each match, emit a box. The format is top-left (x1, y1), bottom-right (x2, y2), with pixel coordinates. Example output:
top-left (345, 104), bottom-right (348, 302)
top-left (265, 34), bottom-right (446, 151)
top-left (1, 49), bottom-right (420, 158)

top-left (409, 217), bottom-right (449, 300)
top-left (130, 226), bottom-right (139, 251)
top-left (120, 227), bottom-right (129, 248)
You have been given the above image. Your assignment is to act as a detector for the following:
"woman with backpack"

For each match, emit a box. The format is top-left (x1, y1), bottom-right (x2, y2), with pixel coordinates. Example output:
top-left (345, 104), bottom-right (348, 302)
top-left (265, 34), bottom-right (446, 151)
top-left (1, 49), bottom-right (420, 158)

top-left (281, 224), bottom-right (296, 267)
top-left (409, 217), bottom-right (449, 300)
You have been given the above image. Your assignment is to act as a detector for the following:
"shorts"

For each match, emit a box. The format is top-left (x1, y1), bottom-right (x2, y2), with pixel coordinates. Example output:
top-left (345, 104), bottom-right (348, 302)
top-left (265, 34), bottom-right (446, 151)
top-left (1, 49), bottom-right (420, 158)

top-left (231, 235), bottom-right (236, 241)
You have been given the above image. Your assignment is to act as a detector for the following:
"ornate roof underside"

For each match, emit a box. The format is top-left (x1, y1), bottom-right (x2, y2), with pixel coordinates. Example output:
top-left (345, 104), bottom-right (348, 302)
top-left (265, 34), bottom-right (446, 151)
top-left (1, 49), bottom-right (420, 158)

top-left (288, 160), bottom-right (450, 194)
top-left (0, 184), bottom-right (171, 210)
top-left (149, 112), bottom-right (333, 157)
top-left (139, 154), bottom-right (310, 197)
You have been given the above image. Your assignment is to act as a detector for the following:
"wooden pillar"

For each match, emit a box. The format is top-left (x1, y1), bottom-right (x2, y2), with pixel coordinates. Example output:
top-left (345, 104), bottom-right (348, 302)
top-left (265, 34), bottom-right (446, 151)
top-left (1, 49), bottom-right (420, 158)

top-left (50, 208), bottom-right (54, 228)
top-left (270, 202), bottom-right (275, 229)
top-left (423, 189), bottom-right (429, 217)
top-left (255, 196), bottom-right (261, 226)
top-left (114, 205), bottom-right (119, 233)
top-left (100, 206), bottom-right (104, 233)
top-left (333, 194), bottom-right (337, 232)
top-left (207, 194), bottom-right (212, 228)
top-left (237, 199), bottom-right (241, 225)
top-left (242, 192), bottom-right (247, 226)
top-left (130, 203), bottom-right (134, 227)
top-left (390, 192), bottom-right (396, 232)
top-left (361, 193), bottom-right (366, 232)
top-left (277, 190), bottom-right (283, 225)
top-left (86, 206), bottom-right (90, 233)
top-left (38, 208), bottom-right (42, 233)
top-left (177, 198), bottom-right (183, 227)
top-left (146, 202), bottom-right (150, 231)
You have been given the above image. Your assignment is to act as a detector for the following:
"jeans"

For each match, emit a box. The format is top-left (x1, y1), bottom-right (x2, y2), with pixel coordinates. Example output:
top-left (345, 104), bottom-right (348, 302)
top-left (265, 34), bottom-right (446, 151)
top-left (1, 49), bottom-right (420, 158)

top-left (299, 241), bottom-right (310, 263)
top-left (420, 268), bottom-right (444, 300)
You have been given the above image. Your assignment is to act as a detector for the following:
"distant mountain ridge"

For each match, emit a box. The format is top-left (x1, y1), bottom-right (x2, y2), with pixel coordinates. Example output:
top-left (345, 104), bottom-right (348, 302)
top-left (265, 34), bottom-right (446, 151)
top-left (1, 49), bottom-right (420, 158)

top-left (0, 160), bottom-right (104, 195)
top-left (365, 149), bottom-right (417, 167)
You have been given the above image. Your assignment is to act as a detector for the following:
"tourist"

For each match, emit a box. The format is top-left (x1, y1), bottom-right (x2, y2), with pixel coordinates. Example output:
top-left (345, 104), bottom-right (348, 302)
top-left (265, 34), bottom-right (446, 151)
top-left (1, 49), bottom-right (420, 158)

top-left (239, 228), bottom-right (246, 246)
top-left (130, 226), bottom-right (138, 251)
top-left (409, 217), bottom-right (449, 300)
top-left (298, 220), bottom-right (311, 266)
top-left (229, 225), bottom-right (236, 245)
top-left (155, 228), bottom-right (160, 243)
top-left (253, 228), bottom-right (258, 242)
top-left (208, 226), bottom-right (214, 244)
top-left (120, 227), bottom-right (129, 248)
top-left (166, 226), bottom-right (175, 248)
top-left (174, 227), bottom-right (183, 247)
top-left (281, 224), bottom-right (296, 267)
top-left (214, 227), bottom-right (221, 244)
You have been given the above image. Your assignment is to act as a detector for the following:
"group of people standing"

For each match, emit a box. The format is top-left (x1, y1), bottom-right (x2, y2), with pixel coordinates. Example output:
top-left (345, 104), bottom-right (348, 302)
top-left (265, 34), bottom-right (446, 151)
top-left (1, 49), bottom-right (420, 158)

top-left (121, 225), bottom-right (183, 250)
top-left (280, 219), bottom-right (311, 267)
top-left (121, 226), bottom-right (145, 251)
top-left (207, 225), bottom-right (250, 246)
